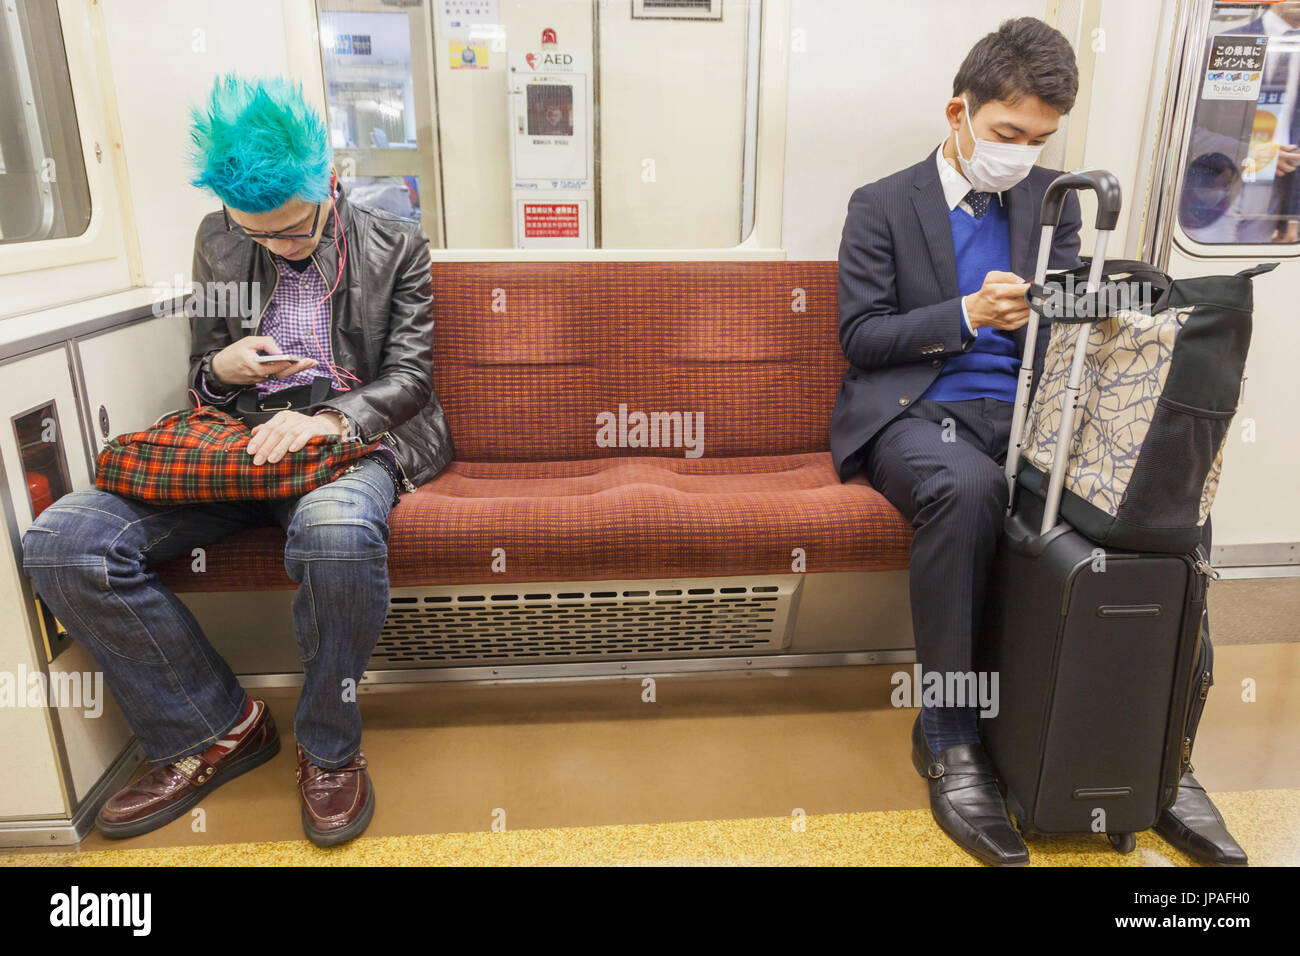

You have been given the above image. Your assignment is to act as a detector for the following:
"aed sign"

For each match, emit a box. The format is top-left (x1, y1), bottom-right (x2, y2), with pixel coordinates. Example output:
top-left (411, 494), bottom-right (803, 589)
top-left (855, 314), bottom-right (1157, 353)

top-left (508, 48), bottom-right (594, 248)
top-left (523, 51), bottom-right (575, 70)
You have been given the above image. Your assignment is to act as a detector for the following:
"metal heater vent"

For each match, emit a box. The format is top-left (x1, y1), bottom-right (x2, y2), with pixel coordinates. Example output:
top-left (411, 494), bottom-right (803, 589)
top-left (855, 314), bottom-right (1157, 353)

top-left (374, 577), bottom-right (797, 667)
top-left (633, 0), bottom-right (723, 21)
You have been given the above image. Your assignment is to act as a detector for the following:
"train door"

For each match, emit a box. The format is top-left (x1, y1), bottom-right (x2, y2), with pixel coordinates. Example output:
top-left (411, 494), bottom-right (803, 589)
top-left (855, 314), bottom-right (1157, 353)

top-left (299, 0), bottom-right (757, 251)
top-left (1138, 0), bottom-right (1300, 562)
top-left (315, 0), bottom-right (445, 244)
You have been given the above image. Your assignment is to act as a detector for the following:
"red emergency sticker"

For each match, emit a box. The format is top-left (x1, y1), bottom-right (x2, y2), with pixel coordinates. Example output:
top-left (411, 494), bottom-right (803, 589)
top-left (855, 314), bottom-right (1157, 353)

top-left (524, 203), bottom-right (580, 238)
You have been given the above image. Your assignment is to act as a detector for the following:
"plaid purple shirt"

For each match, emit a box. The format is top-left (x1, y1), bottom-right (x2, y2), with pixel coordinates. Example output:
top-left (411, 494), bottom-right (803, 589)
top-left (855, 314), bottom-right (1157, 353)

top-left (255, 256), bottom-right (335, 396)
top-left (197, 253), bottom-right (402, 491)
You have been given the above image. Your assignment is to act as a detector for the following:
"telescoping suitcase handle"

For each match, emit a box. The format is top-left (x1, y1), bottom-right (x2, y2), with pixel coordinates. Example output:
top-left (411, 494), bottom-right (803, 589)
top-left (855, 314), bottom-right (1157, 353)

top-left (1039, 169), bottom-right (1123, 232)
top-left (1003, 168), bottom-right (1123, 536)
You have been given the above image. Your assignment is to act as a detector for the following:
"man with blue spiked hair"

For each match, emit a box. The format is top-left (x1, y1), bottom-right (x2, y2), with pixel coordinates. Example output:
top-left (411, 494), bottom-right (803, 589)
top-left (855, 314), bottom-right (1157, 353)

top-left (22, 73), bottom-right (452, 848)
top-left (189, 74), bottom-right (335, 217)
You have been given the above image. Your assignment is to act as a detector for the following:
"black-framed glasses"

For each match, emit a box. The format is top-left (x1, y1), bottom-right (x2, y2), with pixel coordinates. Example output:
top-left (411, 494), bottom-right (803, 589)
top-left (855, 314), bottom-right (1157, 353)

top-left (223, 201), bottom-right (323, 240)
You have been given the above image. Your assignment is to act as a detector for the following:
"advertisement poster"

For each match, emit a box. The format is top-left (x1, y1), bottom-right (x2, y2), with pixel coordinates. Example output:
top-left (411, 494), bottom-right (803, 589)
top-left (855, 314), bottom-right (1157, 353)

top-left (449, 41), bottom-right (489, 70)
top-left (1247, 88), bottom-right (1291, 183)
top-left (441, 0), bottom-right (502, 66)
top-left (1202, 34), bottom-right (1268, 100)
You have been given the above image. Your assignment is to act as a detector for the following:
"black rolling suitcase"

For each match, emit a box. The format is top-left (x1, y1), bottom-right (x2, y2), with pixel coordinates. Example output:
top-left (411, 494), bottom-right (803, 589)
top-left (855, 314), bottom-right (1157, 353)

top-left (976, 170), bottom-right (1214, 855)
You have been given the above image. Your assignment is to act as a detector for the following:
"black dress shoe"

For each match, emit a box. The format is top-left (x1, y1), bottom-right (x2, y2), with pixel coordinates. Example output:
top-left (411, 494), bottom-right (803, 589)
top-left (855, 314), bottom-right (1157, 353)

top-left (910, 714), bottom-right (1029, 867)
top-left (1153, 773), bottom-right (1248, 865)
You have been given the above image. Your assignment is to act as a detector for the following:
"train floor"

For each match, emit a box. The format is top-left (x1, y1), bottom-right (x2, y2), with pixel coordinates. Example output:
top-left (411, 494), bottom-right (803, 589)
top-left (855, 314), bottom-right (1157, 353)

top-left (5, 630), bottom-right (1298, 867)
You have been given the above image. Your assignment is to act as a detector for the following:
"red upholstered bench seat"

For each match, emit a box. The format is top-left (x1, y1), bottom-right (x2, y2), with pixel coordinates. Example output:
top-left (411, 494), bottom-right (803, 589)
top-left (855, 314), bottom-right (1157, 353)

top-left (152, 261), bottom-right (915, 593)
top-left (152, 452), bottom-right (910, 592)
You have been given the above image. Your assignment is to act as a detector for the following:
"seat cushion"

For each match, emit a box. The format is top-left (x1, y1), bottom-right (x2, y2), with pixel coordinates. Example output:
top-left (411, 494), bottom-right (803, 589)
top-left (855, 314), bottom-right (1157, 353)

top-left (430, 261), bottom-right (846, 462)
top-left (152, 452), bottom-right (911, 591)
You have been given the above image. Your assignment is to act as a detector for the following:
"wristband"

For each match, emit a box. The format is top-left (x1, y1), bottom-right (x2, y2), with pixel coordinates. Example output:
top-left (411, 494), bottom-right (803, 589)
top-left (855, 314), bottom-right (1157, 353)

top-left (200, 352), bottom-right (237, 395)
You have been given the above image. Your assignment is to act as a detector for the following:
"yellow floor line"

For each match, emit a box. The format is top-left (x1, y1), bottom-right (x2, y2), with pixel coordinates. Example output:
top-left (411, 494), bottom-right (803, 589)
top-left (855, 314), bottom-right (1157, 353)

top-left (6, 789), bottom-right (1297, 867)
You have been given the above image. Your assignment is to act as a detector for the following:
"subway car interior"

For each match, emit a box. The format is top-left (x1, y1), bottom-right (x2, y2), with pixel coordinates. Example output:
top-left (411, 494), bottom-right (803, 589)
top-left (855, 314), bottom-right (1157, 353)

top-left (0, 0), bottom-right (1296, 893)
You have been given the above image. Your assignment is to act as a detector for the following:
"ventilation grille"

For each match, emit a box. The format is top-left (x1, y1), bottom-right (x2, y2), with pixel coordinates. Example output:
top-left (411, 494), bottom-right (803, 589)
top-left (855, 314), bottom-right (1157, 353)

top-left (633, 0), bottom-right (723, 21)
top-left (374, 578), bottom-right (796, 667)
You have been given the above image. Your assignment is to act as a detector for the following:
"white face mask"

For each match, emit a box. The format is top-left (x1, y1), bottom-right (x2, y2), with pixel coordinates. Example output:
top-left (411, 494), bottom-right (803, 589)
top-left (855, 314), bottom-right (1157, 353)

top-left (955, 97), bottom-right (1044, 193)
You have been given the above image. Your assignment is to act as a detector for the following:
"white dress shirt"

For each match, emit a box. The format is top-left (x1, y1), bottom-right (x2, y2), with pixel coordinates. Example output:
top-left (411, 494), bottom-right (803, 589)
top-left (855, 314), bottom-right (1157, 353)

top-left (936, 144), bottom-right (1005, 337)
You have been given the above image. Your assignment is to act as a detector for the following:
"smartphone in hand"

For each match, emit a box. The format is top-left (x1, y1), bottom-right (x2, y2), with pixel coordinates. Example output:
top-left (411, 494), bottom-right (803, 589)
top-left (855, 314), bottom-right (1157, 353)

top-left (252, 353), bottom-right (313, 364)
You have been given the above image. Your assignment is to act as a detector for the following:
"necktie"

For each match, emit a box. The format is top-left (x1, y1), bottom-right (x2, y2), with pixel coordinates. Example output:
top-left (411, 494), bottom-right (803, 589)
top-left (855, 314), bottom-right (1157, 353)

top-left (964, 189), bottom-right (992, 219)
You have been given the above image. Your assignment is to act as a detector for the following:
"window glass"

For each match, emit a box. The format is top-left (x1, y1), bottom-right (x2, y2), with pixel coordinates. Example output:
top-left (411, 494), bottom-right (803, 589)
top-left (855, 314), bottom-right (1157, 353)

top-left (347, 174), bottom-right (423, 223)
top-left (318, 5), bottom-right (432, 235)
top-left (1180, 1), bottom-right (1300, 245)
top-left (320, 10), bottom-right (417, 150)
top-left (0, 0), bottom-right (92, 245)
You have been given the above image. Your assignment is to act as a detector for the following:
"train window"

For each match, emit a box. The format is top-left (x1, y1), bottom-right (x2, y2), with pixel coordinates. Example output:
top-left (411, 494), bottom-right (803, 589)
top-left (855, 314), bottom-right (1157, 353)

top-left (319, 7), bottom-right (427, 225)
top-left (316, 0), bottom-right (758, 250)
top-left (1180, 1), bottom-right (1300, 245)
top-left (321, 10), bottom-right (416, 151)
top-left (0, 0), bottom-right (92, 245)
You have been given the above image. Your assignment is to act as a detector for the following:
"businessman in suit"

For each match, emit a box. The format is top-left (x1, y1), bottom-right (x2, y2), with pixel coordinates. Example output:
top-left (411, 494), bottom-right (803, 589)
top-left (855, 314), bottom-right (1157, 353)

top-left (831, 17), bottom-right (1246, 865)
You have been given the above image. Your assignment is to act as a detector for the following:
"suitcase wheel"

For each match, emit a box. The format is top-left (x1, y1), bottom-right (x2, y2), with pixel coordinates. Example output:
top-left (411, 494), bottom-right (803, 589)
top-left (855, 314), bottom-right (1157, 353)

top-left (1012, 816), bottom-right (1038, 841)
top-left (1106, 832), bottom-right (1137, 854)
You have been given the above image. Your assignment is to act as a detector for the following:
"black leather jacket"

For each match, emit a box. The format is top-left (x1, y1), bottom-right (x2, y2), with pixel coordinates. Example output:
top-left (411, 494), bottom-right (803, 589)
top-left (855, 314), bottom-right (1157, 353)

top-left (186, 187), bottom-right (453, 490)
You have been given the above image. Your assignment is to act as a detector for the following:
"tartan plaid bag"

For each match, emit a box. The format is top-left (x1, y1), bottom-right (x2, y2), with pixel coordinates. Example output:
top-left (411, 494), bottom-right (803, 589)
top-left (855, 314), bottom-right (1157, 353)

top-left (95, 405), bottom-right (381, 504)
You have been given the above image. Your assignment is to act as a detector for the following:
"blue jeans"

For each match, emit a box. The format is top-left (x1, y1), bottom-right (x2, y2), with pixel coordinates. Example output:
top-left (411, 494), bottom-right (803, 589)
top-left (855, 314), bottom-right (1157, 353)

top-left (20, 457), bottom-right (394, 770)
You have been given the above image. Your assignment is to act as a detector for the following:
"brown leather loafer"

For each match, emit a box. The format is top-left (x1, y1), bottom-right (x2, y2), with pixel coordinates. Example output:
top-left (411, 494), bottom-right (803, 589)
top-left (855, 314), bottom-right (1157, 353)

top-left (297, 744), bottom-right (375, 847)
top-left (96, 700), bottom-right (280, 839)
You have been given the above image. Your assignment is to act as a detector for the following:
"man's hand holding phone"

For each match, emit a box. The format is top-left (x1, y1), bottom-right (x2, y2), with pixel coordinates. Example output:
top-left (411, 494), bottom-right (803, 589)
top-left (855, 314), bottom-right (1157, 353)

top-left (210, 336), bottom-right (318, 386)
top-left (963, 271), bottom-right (1032, 332)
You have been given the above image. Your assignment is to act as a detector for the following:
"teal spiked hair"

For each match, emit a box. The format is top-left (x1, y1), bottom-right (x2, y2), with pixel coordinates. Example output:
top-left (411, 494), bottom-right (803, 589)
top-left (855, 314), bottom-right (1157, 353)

top-left (189, 74), bottom-right (332, 213)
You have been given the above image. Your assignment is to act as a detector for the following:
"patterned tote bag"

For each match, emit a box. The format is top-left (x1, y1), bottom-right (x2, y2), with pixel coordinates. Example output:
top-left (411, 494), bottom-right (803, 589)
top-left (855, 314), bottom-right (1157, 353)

top-left (1018, 260), bottom-right (1276, 554)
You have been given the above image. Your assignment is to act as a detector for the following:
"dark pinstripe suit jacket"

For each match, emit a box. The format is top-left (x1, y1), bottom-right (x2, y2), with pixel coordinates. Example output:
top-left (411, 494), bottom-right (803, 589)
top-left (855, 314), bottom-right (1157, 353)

top-left (829, 148), bottom-right (1084, 481)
